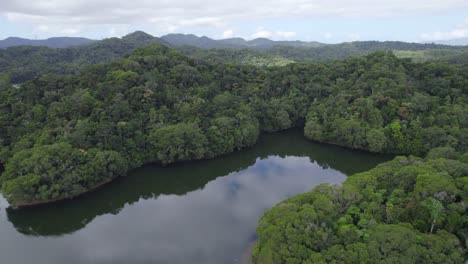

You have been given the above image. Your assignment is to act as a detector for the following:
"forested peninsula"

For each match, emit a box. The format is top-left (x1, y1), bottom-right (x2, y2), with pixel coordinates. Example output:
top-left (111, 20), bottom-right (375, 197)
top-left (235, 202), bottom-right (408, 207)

top-left (253, 153), bottom-right (468, 263)
top-left (0, 44), bottom-right (466, 210)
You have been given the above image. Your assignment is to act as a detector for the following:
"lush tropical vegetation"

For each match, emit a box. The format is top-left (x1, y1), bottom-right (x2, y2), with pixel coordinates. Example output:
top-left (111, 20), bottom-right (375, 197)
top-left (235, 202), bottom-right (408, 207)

top-left (394, 49), bottom-right (468, 64)
top-left (0, 42), bottom-right (466, 207)
top-left (2, 31), bottom-right (467, 85)
top-left (253, 152), bottom-right (468, 263)
top-left (0, 31), bottom-right (168, 84)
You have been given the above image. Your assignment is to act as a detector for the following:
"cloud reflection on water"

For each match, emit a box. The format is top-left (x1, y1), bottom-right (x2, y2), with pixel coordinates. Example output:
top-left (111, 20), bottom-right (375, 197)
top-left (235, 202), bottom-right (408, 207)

top-left (0, 155), bottom-right (346, 264)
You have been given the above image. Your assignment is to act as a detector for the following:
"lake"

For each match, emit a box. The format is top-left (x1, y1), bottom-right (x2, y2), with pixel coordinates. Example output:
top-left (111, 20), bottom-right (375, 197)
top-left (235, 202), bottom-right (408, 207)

top-left (0, 129), bottom-right (391, 264)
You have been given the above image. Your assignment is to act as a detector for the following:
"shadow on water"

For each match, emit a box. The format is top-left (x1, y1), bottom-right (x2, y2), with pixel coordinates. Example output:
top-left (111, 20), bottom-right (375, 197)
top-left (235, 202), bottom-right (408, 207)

top-left (5, 128), bottom-right (391, 236)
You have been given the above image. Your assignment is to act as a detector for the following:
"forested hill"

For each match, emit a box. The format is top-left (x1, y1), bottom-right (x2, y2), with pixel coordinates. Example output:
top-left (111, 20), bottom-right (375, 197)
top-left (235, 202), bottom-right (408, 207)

top-left (161, 33), bottom-right (324, 49)
top-left (2, 31), bottom-right (468, 84)
top-left (0, 44), bottom-right (466, 207)
top-left (0, 31), bottom-right (169, 83)
top-left (266, 42), bottom-right (468, 62)
top-left (253, 153), bottom-right (468, 263)
top-left (0, 36), bottom-right (96, 49)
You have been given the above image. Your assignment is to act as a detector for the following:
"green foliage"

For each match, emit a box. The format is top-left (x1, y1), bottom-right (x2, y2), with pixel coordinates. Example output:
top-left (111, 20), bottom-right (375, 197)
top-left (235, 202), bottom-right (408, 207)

top-left (254, 155), bottom-right (468, 263)
top-left (0, 46), bottom-right (466, 208)
top-left (265, 41), bottom-right (465, 62)
top-left (394, 49), bottom-right (468, 64)
top-left (0, 143), bottom-right (127, 205)
top-left (304, 52), bottom-right (467, 154)
top-left (0, 34), bottom-right (167, 84)
top-left (176, 46), bottom-right (294, 67)
top-left (148, 123), bottom-right (208, 164)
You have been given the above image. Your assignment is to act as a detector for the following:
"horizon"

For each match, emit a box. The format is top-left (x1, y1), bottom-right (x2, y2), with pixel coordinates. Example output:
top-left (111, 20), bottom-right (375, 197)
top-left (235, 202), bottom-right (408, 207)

top-left (1, 0), bottom-right (468, 44)
top-left (0, 30), bottom-right (464, 45)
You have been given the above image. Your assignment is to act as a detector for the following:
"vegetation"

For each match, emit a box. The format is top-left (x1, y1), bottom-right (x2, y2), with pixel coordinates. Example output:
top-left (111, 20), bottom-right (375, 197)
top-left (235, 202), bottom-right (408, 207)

top-left (394, 49), bottom-right (468, 64)
top-left (0, 31), bottom-right (168, 83)
top-left (0, 44), bottom-right (466, 208)
top-left (2, 31), bottom-right (467, 85)
top-left (253, 154), bottom-right (468, 263)
top-left (265, 41), bottom-right (466, 62)
top-left (303, 54), bottom-right (468, 155)
top-left (0, 36), bottom-right (96, 49)
top-left (1, 30), bottom-right (467, 263)
top-left (176, 46), bottom-right (294, 67)
top-left (161, 33), bottom-right (324, 49)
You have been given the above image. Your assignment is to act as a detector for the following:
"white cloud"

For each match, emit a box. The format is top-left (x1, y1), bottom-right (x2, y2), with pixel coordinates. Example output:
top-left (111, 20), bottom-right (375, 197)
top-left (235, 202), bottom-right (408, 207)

top-left (420, 18), bottom-right (468, 41)
top-left (251, 27), bottom-right (297, 40)
top-left (1, 0), bottom-right (467, 37)
top-left (109, 25), bottom-right (131, 37)
top-left (324, 32), bottom-right (333, 39)
top-left (222, 29), bottom-right (234, 38)
top-left (252, 27), bottom-right (272, 39)
top-left (276, 31), bottom-right (296, 39)
top-left (347, 33), bottom-right (361, 41)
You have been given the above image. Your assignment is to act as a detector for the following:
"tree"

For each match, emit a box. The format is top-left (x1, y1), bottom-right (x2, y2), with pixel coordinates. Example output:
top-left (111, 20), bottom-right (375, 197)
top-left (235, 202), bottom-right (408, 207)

top-left (367, 128), bottom-right (386, 153)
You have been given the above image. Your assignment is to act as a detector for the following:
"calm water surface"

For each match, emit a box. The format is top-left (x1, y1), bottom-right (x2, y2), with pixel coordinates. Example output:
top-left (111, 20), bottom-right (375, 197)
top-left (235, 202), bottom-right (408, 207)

top-left (0, 129), bottom-right (391, 264)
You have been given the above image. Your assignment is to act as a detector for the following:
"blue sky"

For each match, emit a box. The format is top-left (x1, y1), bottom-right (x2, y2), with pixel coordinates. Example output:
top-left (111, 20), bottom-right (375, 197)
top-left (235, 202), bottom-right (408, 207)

top-left (1, 0), bottom-right (467, 43)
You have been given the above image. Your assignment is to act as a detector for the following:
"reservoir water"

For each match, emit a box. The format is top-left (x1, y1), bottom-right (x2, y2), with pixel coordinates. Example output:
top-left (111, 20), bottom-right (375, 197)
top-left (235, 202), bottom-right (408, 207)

top-left (0, 129), bottom-right (390, 264)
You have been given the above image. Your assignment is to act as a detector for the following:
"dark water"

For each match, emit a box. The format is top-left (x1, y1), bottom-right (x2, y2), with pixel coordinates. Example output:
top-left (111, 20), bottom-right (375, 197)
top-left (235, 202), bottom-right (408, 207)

top-left (0, 129), bottom-right (391, 264)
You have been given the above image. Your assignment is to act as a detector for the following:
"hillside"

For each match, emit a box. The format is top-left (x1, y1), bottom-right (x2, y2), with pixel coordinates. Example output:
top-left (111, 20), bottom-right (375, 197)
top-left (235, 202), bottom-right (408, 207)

top-left (162, 33), bottom-right (323, 49)
top-left (253, 154), bottom-right (468, 263)
top-left (2, 31), bottom-right (468, 84)
top-left (0, 32), bottom-right (169, 83)
top-left (0, 45), bottom-right (466, 208)
top-left (435, 38), bottom-right (468, 46)
top-left (0, 37), bottom-right (96, 49)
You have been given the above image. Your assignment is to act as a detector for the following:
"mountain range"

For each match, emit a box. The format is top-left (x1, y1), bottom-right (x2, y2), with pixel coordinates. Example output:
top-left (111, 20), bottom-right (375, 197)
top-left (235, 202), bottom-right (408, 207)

top-left (0, 32), bottom-right (325, 50)
top-left (3, 31), bottom-right (466, 50)
top-left (0, 36), bottom-right (96, 49)
top-left (1, 31), bottom-right (467, 84)
top-left (434, 37), bottom-right (468, 46)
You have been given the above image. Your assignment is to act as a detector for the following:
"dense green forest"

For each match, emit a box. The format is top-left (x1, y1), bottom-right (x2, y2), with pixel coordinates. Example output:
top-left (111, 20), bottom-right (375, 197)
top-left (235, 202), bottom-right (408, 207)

top-left (0, 32), bottom-right (168, 83)
top-left (0, 43), bottom-right (467, 208)
top-left (2, 31), bottom-right (467, 85)
top-left (161, 33), bottom-right (324, 49)
top-left (253, 152), bottom-right (468, 263)
top-left (266, 42), bottom-right (468, 62)
top-left (176, 46), bottom-right (294, 67)
top-left (0, 36), bottom-right (96, 49)
top-left (394, 49), bottom-right (468, 64)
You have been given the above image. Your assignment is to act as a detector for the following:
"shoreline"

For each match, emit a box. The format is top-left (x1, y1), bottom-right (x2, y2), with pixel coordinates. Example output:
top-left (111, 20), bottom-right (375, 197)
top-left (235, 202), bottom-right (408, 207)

top-left (10, 176), bottom-right (117, 209)
top-left (5, 127), bottom-right (392, 209)
top-left (241, 240), bottom-right (256, 264)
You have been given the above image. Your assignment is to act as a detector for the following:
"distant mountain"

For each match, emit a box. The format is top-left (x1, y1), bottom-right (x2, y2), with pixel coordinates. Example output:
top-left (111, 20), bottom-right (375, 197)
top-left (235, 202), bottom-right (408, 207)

top-left (0, 32), bottom-right (170, 83)
top-left (161, 33), bottom-right (324, 49)
top-left (161, 33), bottom-right (464, 53)
top-left (0, 37), bottom-right (96, 49)
top-left (161, 34), bottom-right (234, 49)
top-left (434, 38), bottom-right (468, 46)
top-left (263, 40), bottom-right (463, 62)
top-left (2, 31), bottom-right (467, 84)
top-left (122, 31), bottom-right (171, 46)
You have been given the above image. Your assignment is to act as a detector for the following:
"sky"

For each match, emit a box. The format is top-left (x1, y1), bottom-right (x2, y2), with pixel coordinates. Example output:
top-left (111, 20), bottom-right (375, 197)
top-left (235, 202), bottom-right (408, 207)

top-left (0, 0), bottom-right (467, 43)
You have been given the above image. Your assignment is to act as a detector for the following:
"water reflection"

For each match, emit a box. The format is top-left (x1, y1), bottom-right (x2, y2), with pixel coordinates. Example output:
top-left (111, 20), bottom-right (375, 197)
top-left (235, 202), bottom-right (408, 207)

top-left (0, 129), bottom-right (391, 264)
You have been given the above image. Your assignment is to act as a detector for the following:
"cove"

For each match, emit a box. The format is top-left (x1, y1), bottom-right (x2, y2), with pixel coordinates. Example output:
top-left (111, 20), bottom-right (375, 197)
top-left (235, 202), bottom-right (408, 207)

top-left (0, 129), bottom-right (391, 264)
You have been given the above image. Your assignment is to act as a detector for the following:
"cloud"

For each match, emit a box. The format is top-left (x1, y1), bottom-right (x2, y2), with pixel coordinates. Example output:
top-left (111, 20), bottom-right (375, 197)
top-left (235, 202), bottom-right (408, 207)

top-left (276, 31), bottom-right (296, 39)
top-left (347, 33), bottom-right (361, 41)
top-left (252, 27), bottom-right (272, 38)
top-left (251, 27), bottom-right (296, 40)
top-left (222, 29), bottom-right (234, 38)
top-left (109, 25), bottom-right (131, 37)
top-left (324, 32), bottom-right (333, 39)
top-left (420, 18), bottom-right (468, 41)
top-left (1, 0), bottom-right (467, 37)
